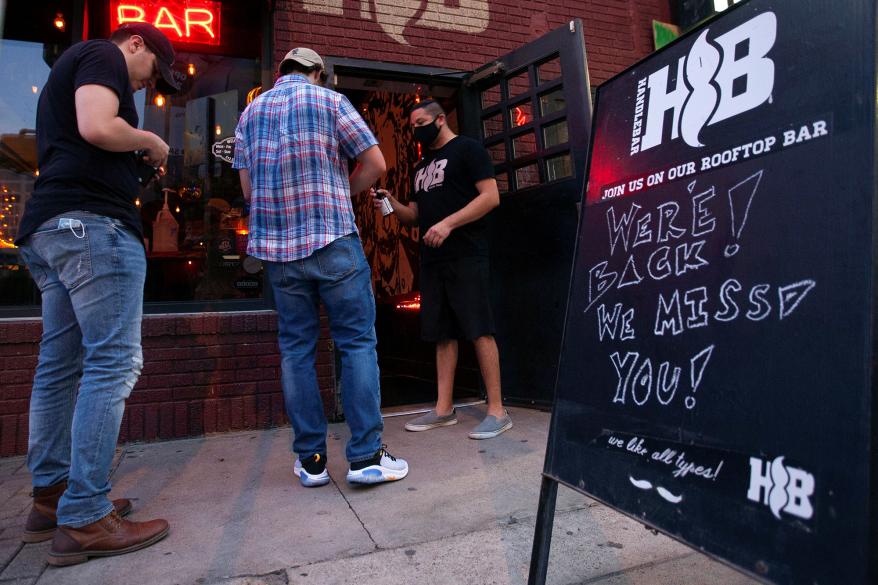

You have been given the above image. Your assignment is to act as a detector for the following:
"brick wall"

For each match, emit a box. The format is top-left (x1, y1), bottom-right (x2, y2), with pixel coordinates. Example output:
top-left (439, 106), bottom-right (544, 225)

top-left (278, 0), bottom-right (671, 86)
top-left (0, 312), bottom-right (336, 457)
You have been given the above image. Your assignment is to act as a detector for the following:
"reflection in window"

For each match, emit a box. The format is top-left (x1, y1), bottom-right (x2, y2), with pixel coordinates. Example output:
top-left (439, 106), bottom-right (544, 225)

top-left (487, 142), bottom-right (506, 165)
top-left (481, 84), bottom-right (501, 109)
top-left (495, 172), bottom-right (509, 194)
top-left (0, 40), bottom-right (51, 306)
top-left (546, 153), bottom-right (573, 181)
top-left (512, 132), bottom-right (537, 159)
top-left (482, 111), bottom-right (504, 138)
top-left (537, 55), bottom-right (562, 85)
top-left (543, 120), bottom-right (569, 148)
top-left (509, 102), bottom-right (531, 128)
top-left (507, 69), bottom-right (530, 100)
top-left (515, 163), bottom-right (540, 190)
top-left (139, 52), bottom-right (261, 303)
top-left (539, 89), bottom-right (565, 116)
top-left (0, 37), bottom-right (265, 310)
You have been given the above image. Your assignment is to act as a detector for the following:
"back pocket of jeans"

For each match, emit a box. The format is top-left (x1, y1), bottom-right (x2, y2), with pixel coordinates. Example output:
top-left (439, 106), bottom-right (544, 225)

top-left (32, 223), bottom-right (93, 290)
top-left (316, 236), bottom-right (356, 278)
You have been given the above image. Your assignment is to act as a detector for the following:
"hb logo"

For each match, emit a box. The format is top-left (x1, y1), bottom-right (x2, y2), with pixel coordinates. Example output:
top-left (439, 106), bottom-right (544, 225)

top-left (635, 11), bottom-right (777, 153)
top-left (414, 159), bottom-right (447, 193)
top-left (747, 456), bottom-right (815, 520)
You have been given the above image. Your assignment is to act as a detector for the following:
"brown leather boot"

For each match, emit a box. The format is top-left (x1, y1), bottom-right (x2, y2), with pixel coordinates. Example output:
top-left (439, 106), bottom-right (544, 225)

top-left (48, 511), bottom-right (169, 566)
top-left (22, 481), bottom-right (133, 543)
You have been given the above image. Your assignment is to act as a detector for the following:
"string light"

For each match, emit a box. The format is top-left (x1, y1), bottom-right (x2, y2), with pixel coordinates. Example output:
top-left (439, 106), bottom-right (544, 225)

top-left (395, 293), bottom-right (421, 312)
top-left (54, 13), bottom-right (66, 31)
top-left (154, 94), bottom-right (165, 107)
top-left (246, 86), bottom-right (263, 104)
top-left (0, 193), bottom-right (19, 248)
top-left (187, 63), bottom-right (196, 75)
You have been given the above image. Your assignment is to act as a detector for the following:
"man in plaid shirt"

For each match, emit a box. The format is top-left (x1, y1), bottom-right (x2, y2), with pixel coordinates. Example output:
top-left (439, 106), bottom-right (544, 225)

top-left (234, 47), bottom-right (409, 487)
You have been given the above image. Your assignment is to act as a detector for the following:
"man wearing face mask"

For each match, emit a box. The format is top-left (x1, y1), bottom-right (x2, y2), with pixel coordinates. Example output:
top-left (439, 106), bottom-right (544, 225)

top-left (373, 100), bottom-right (512, 439)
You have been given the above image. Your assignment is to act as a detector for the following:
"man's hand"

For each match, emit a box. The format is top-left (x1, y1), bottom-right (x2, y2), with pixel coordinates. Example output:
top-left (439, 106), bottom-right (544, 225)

top-left (423, 220), bottom-right (452, 248)
top-left (371, 188), bottom-right (390, 211)
top-left (142, 134), bottom-right (169, 168)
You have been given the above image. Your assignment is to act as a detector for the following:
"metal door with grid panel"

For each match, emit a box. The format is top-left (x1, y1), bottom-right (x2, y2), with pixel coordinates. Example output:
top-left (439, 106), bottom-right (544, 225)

top-left (461, 20), bottom-right (593, 406)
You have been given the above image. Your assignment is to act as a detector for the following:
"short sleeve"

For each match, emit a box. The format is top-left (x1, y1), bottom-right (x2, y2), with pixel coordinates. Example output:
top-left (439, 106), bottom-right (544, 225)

top-left (465, 139), bottom-right (495, 183)
top-left (74, 42), bottom-right (128, 99)
top-left (232, 105), bottom-right (252, 170)
top-left (336, 94), bottom-right (378, 159)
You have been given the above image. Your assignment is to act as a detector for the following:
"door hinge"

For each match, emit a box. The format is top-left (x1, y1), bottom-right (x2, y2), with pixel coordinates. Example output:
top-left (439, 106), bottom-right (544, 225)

top-left (466, 61), bottom-right (505, 87)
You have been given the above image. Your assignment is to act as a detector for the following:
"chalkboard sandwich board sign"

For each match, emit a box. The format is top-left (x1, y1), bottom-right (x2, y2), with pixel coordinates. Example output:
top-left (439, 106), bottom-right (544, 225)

top-left (530, 1), bottom-right (878, 584)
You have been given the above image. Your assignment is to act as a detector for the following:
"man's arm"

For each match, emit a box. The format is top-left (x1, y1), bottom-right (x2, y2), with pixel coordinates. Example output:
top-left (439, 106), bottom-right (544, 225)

top-left (238, 169), bottom-right (252, 202)
top-left (372, 189), bottom-right (418, 225)
top-left (75, 84), bottom-right (169, 167)
top-left (422, 177), bottom-right (499, 248)
top-left (349, 145), bottom-right (387, 195)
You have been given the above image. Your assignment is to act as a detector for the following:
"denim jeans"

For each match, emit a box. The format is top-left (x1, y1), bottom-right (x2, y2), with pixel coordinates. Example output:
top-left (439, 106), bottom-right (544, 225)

top-left (19, 211), bottom-right (145, 528)
top-left (266, 233), bottom-right (383, 463)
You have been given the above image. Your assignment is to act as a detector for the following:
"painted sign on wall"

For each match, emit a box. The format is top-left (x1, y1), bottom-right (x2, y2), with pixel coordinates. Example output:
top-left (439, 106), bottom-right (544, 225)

top-left (300, 0), bottom-right (490, 45)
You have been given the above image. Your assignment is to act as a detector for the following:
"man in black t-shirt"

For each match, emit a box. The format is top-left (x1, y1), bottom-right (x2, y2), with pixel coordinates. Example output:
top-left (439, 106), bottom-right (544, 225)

top-left (374, 100), bottom-right (512, 439)
top-left (15, 23), bottom-right (176, 566)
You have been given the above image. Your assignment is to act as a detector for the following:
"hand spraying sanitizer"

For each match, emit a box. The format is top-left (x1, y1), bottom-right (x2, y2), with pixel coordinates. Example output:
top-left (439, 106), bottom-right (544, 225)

top-left (152, 188), bottom-right (179, 252)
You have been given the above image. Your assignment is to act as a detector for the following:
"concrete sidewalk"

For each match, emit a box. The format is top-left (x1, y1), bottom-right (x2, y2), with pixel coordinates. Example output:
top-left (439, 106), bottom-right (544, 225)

top-left (0, 406), bottom-right (758, 585)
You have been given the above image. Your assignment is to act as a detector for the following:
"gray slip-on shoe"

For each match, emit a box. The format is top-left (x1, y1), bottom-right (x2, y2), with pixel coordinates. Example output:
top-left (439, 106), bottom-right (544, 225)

top-left (468, 411), bottom-right (513, 439)
top-left (404, 409), bottom-right (458, 432)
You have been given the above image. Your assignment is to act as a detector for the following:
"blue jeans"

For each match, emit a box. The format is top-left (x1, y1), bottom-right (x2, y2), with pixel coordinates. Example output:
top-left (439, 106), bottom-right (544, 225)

top-left (266, 234), bottom-right (383, 463)
top-left (19, 211), bottom-right (145, 528)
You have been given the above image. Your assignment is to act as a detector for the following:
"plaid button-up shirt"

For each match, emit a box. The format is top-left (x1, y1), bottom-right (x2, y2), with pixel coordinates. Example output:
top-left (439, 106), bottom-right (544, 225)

top-left (233, 74), bottom-right (378, 262)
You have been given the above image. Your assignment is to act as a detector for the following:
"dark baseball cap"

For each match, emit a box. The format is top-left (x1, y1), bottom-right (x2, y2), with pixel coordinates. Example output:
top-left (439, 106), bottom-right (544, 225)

top-left (116, 22), bottom-right (180, 94)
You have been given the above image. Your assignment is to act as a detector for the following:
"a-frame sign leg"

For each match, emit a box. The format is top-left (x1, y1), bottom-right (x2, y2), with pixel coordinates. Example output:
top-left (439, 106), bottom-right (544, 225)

top-left (528, 475), bottom-right (559, 585)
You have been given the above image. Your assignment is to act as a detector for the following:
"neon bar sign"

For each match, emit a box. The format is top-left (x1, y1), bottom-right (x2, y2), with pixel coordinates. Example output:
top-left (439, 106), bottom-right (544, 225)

top-left (109, 0), bottom-right (221, 46)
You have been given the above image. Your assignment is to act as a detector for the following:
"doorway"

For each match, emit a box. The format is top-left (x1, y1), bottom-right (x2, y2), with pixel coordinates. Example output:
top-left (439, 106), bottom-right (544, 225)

top-left (328, 61), bottom-right (483, 409)
top-left (325, 20), bottom-right (593, 412)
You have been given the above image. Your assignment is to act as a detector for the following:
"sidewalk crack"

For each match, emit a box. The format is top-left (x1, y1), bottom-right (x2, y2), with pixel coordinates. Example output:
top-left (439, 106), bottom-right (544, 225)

top-left (330, 476), bottom-right (379, 550)
top-left (0, 542), bottom-right (24, 576)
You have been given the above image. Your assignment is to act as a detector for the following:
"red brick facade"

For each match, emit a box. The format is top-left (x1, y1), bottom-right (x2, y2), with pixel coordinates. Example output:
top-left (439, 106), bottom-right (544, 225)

top-left (0, 0), bottom-right (672, 457)
top-left (0, 313), bottom-right (335, 456)
top-left (277, 0), bottom-right (671, 86)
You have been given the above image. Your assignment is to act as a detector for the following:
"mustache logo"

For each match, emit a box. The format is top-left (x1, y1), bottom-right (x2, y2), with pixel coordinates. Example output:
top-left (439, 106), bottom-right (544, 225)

top-left (301, 0), bottom-right (491, 45)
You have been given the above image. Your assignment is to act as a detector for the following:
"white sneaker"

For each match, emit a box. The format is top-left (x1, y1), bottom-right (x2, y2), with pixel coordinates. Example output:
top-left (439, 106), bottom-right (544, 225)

top-left (346, 446), bottom-right (409, 484)
top-left (293, 454), bottom-right (330, 487)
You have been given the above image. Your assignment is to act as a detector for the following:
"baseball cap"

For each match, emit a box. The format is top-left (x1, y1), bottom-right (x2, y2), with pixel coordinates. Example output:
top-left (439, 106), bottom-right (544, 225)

top-left (279, 47), bottom-right (325, 72)
top-left (116, 22), bottom-right (180, 94)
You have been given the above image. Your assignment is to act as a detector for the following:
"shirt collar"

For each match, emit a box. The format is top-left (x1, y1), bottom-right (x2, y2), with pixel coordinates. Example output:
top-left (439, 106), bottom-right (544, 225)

top-left (275, 73), bottom-right (311, 88)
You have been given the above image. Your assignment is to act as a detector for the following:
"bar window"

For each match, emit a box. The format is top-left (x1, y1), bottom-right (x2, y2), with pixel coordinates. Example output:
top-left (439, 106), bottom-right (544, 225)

top-left (0, 38), bottom-right (51, 307)
top-left (139, 52), bottom-right (262, 303)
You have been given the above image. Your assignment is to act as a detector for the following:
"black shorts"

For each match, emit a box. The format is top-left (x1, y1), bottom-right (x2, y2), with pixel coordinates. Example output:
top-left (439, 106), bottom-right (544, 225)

top-left (420, 257), bottom-right (495, 342)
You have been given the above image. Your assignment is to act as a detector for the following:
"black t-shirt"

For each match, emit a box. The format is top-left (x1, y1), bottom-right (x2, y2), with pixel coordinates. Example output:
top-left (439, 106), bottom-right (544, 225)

top-left (412, 135), bottom-right (495, 264)
top-left (16, 40), bottom-right (142, 244)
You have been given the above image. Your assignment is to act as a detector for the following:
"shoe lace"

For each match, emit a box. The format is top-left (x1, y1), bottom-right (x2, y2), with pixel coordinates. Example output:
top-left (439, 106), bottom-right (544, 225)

top-left (379, 445), bottom-right (396, 461)
top-left (104, 511), bottom-right (123, 532)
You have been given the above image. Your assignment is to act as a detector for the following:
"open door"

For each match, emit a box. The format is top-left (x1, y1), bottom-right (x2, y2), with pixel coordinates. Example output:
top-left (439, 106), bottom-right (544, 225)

top-left (460, 20), bottom-right (593, 406)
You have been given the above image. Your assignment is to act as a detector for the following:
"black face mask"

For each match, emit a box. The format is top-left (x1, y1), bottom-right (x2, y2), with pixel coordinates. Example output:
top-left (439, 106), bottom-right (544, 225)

top-left (413, 118), bottom-right (441, 147)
